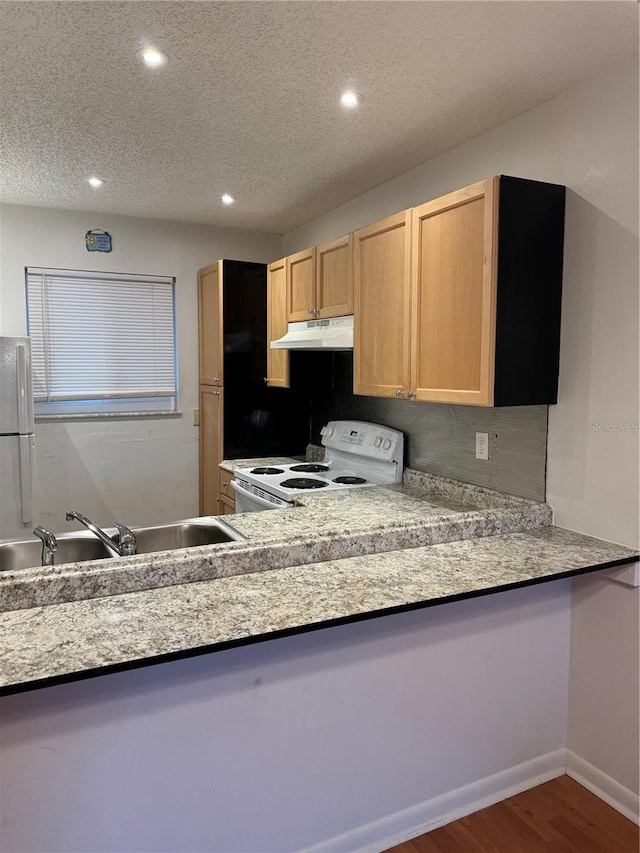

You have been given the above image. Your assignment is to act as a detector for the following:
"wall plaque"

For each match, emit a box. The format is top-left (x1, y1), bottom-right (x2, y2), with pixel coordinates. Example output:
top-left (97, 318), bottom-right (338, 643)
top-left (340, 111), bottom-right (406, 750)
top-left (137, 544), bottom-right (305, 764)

top-left (85, 229), bottom-right (112, 252)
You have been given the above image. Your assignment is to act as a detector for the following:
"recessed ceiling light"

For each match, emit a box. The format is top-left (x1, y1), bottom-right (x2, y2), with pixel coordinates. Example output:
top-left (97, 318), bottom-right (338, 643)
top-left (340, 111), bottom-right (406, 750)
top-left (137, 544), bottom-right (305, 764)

top-left (340, 90), bottom-right (361, 109)
top-left (221, 194), bottom-right (235, 205)
top-left (87, 176), bottom-right (104, 188)
top-left (138, 46), bottom-right (168, 68)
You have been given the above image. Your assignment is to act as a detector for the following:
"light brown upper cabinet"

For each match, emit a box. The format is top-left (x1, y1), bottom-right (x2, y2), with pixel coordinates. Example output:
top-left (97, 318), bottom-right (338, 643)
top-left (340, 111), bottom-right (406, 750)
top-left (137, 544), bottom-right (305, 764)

top-left (287, 246), bottom-right (316, 321)
top-left (267, 258), bottom-right (290, 388)
top-left (286, 235), bottom-right (354, 322)
top-left (354, 175), bottom-right (565, 407)
top-left (198, 261), bottom-right (223, 387)
top-left (411, 178), bottom-right (497, 405)
top-left (354, 211), bottom-right (412, 399)
top-left (316, 233), bottom-right (354, 318)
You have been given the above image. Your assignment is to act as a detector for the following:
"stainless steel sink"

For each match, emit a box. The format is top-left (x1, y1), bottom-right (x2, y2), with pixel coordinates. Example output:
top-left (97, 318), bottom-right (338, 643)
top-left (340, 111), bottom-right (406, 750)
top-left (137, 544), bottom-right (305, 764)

top-left (131, 519), bottom-right (244, 554)
top-left (0, 535), bottom-right (115, 572)
top-left (0, 518), bottom-right (244, 572)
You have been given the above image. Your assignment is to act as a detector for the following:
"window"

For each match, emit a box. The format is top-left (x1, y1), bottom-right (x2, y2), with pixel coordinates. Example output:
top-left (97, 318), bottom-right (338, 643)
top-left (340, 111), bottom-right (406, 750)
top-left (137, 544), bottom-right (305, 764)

top-left (26, 268), bottom-right (178, 416)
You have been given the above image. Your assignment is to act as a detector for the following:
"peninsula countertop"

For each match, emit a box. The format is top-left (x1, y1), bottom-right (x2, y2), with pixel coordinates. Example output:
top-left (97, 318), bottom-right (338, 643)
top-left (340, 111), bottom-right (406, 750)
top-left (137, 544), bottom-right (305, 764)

top-left (1, 525), bottom-right (636, 695)
top-left (1, 460), bottom-right (637, 695)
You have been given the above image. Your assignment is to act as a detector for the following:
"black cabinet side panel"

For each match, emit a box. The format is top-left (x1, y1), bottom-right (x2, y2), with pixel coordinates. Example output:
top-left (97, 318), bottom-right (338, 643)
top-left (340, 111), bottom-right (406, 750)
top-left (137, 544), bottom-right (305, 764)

top-left (221, 260), bottom-right (309, 459)
top-left (494, 176), bottom-right (565, 406)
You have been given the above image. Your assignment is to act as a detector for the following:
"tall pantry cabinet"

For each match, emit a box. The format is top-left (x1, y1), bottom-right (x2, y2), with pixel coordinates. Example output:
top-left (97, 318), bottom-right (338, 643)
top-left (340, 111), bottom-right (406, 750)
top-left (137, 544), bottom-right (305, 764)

top-left (198, 261), bottom-right (224, 514)
top-left (198, 259), bottom-right (306, 516)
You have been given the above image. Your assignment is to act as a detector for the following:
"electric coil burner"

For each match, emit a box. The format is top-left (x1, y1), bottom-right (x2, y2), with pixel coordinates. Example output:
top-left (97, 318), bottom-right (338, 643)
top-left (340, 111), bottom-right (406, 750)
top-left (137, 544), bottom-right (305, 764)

top-left (231, 421), bottom-right (405, 512)
top-left (280, 478), bottom-right (329, 490)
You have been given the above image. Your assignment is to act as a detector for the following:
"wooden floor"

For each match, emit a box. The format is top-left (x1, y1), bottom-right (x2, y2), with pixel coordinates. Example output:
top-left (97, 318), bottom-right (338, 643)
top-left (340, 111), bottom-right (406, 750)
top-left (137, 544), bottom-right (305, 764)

top-left (384, 775), bottom-right (639, 853)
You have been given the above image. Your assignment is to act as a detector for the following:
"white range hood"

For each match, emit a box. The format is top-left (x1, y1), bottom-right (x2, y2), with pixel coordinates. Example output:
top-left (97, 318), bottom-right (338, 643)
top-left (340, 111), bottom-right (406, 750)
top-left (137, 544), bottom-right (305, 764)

top-left (270, 315), bottom-right (353, 350)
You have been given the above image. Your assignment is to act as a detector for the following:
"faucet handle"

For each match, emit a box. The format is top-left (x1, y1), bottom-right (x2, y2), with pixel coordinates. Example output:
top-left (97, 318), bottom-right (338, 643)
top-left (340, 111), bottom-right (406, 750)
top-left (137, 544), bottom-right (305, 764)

top-left (113, 522), bottom-right (137, 556)
top-left (33, 525), bottom-right (58, 550)
top-left (33, 525), bottom-right (58, 566)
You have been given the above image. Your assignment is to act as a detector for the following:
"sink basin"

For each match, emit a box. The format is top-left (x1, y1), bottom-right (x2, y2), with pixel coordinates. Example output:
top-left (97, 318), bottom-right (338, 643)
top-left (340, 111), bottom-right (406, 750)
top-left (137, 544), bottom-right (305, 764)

top-left (0, 535), bottom-right (115, 572)
top-left (0, 518), bottom-right (243, 572)
top-left (131, 520), bottom-right (244, 554)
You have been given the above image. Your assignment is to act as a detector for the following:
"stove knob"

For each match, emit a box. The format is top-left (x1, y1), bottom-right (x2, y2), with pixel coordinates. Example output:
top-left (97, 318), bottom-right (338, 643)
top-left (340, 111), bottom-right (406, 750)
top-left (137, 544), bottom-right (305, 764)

top-left (382, 439), bottom-right (392, 450)
top-left (324, 426), bottom-right (334, 438)
top-left (373, 436), bottom-right (382, 448)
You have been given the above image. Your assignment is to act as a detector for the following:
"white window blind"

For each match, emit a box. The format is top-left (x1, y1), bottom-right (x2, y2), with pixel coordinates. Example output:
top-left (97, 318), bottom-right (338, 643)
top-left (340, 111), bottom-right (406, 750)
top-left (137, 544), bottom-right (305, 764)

top-left (26, 268), bottom-right (177, 415)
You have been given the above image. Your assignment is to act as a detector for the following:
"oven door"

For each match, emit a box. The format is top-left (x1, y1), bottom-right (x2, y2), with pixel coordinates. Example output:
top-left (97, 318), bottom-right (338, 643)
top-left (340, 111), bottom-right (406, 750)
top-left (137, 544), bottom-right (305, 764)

top-left (230, 479), bottom-right (292, 513)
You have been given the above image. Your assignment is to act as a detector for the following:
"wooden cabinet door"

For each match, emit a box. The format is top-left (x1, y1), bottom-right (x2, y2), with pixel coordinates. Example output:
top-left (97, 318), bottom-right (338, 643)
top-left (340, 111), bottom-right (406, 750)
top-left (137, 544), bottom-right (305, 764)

top-left (199, 385), bottom-right (223, 515)
top-left (266, 258), bottom-right (290, 388)
top-left (218, 468), bottom-right (233, 502)
top-left (411, 178), bottom-right (498, 406)
top-left (287, 247), bottom-right (316, 321)
top-left (354, 211), bottom-right (412, 398)
top-left (198, 261), bottom-right (224, 386)
top-left (316, 234), bottom-right (353, 318)
top-left (219, 496), bottom-right (235, 515)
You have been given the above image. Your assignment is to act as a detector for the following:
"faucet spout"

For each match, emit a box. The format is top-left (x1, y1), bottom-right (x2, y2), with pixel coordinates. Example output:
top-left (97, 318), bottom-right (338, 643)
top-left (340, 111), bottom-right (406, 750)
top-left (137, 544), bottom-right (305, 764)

top-left (65, 511), bottom-right (135, 557)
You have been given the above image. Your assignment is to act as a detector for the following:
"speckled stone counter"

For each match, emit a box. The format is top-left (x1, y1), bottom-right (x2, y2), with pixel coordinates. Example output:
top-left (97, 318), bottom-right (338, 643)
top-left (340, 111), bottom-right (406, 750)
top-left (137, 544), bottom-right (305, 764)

top-left (0, 526), bottom-right (636, 695)
top-left (219, 456), bottom-right (299, 472)
top-left (0, 467), bottom-right (552, 612)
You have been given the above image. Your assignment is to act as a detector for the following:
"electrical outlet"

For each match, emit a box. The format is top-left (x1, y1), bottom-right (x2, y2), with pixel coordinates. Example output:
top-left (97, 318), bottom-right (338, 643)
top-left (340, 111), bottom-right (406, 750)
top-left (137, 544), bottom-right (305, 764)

top-left (475, 432), bottom-right (489, 461)
top-left (193, 408), bottom-right (200, 426)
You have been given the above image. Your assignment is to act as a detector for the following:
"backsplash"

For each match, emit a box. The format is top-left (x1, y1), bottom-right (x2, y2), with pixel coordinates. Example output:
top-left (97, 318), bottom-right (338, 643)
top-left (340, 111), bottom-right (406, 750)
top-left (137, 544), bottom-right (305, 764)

top-left (308, 353), bottom-right (549, 501)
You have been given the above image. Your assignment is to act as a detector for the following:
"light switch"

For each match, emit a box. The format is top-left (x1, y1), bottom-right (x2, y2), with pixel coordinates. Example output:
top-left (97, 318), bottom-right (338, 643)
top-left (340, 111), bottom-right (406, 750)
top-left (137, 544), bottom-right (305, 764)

top-left (193, 408), bottom-right (200, 426)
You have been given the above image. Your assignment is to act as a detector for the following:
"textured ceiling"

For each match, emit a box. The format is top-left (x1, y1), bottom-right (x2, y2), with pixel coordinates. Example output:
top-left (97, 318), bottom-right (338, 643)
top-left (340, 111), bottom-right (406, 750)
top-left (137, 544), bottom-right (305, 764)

top-left (0, 1), bottom-right (637, 234)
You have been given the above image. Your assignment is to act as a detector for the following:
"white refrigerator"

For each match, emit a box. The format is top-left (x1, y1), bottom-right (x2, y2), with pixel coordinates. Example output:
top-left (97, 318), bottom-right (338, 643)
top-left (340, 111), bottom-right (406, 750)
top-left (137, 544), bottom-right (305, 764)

top-left (0, 337), bottom-right (36, 540)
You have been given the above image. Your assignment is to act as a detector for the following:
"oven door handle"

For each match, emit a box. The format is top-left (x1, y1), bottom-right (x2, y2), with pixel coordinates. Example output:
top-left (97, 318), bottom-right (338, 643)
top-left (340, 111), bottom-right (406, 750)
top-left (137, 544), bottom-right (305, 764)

top-left (230, 479), bottom-right (287, 510)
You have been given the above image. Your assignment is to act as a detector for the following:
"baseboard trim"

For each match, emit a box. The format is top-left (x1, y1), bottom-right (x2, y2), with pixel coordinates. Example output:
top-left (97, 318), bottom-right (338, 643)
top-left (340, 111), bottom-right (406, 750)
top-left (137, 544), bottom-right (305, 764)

top-left (566, 749), bottom-right (640, 825)
top-left (303, 750), bottom-right (566, 853)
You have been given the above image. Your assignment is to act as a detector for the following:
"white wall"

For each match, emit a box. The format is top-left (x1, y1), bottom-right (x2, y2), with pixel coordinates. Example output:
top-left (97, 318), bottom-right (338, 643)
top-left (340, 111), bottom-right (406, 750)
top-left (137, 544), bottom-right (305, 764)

top-left (285, 58), bottom-right (640, 802)
top-left (0, 583), bottom-right (571, 853)
top-left (568, 573), bottom-right (639, 797)
top-left (0, 205), bottom-right (281, 530)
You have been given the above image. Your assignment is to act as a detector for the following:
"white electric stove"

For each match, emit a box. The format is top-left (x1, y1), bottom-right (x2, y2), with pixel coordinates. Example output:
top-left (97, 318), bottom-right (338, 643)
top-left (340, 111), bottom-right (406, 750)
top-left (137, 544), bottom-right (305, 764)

top-left (231, 420), bottom-right (404, 512)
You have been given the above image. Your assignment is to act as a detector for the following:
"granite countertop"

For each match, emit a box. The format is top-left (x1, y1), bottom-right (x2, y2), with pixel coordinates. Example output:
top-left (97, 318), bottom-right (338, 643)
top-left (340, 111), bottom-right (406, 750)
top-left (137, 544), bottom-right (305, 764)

top-left (219, 456), bottom-right (300, 472)
top-left (1, 526), bottom-right (636, 696)
top-left (0, 465), bottom-right (553, 613)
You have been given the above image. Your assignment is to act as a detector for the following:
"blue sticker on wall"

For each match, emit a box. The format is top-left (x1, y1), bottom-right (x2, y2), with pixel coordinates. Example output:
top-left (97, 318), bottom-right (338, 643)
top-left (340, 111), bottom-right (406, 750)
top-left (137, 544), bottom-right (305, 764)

top-left (85, 229), bottom-right (112, 252)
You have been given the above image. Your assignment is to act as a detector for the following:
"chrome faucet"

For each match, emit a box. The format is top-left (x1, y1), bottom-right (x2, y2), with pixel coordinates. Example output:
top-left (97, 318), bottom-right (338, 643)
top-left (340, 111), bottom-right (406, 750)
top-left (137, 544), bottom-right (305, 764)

top-left (33, 525), bottom-right (58, 566)
top-left (65, 511), bottom-right (137, 557)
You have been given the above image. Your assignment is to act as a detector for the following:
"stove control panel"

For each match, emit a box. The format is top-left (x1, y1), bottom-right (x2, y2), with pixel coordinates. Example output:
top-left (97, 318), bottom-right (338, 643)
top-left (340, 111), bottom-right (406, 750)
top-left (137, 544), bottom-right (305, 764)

top-left (321, 421), bottom-right (404, 463)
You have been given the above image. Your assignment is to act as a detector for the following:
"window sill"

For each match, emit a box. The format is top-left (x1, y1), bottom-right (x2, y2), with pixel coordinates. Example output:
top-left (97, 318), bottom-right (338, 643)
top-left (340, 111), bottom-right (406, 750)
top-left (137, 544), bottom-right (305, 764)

top-left (35, 411), bottom-right (183, 422)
